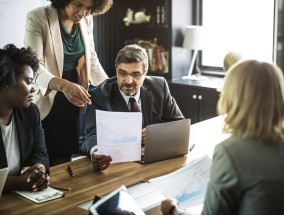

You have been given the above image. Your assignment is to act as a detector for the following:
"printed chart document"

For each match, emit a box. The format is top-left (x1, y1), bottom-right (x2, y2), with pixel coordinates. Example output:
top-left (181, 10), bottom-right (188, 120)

top-left (127, 155), bottom-right (212, 212)
top-left (96, 110), bottom-right (142, 163)
top-left (15, 186), bottom-right (64, 204)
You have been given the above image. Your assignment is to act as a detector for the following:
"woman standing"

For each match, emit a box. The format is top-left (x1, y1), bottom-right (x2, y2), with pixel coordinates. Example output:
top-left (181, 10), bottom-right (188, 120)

top-left (24, 0), bottom-right (113, 166)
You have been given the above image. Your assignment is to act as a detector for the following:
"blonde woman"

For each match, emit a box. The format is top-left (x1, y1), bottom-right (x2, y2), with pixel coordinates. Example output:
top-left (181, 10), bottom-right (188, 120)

top-left (162, 60), bottom-right (284, 215)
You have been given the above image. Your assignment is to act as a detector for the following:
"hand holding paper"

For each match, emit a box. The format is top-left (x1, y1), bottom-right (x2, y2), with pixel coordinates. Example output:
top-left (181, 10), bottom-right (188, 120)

top-left (96, 110), bottom-right (142, 163)
top-left (91, 153), bottom-right (112, 170)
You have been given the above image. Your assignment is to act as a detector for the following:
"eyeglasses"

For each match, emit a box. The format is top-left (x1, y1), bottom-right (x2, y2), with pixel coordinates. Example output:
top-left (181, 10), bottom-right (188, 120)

top-left (117, 70), bottom-right (146, 79)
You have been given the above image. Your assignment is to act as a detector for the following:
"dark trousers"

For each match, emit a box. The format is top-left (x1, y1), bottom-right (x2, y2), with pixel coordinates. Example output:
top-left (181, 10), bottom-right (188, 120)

top-left (42, 69), bottom-right (79, 166)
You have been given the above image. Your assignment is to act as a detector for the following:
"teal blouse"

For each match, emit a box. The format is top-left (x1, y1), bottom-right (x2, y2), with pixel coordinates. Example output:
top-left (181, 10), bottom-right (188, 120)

top-left (59, 20), bottom-right (84, 71)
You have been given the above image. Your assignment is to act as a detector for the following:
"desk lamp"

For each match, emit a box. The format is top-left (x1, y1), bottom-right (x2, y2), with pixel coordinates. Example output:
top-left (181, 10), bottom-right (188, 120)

top-left (182, 25), bottom-right (205, 80)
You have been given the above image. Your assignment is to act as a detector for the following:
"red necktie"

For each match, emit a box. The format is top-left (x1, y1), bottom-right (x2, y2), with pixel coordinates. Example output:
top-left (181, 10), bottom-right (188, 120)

top-left (129, 98), bottom-right (139, 112)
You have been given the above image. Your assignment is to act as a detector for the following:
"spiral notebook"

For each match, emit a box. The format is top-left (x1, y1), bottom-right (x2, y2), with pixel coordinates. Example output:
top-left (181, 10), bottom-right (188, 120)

top-left (15, 186), bottom-right (64, 203)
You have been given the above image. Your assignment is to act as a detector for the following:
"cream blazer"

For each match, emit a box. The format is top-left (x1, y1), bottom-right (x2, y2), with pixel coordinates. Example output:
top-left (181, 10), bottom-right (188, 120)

top-left (24, 5), bottom-right (108, 120)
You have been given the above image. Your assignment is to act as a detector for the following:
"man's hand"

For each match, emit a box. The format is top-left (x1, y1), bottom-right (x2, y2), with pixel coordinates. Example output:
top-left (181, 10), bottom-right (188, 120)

top-left (91, 152), bottom-right (112, 170)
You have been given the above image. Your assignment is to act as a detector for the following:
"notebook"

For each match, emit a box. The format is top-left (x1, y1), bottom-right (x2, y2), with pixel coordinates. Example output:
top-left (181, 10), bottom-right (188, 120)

top-left (15, 186), bottom-right (64, 203)
top-left (140, 118), bottom-right (191, 164)
top-left (0, 167), bottom-right (8, 197)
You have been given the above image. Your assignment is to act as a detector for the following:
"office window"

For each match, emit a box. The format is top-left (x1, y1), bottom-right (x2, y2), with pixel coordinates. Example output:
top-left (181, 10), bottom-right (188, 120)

top-left (201, 0), bottom-right (277, 69)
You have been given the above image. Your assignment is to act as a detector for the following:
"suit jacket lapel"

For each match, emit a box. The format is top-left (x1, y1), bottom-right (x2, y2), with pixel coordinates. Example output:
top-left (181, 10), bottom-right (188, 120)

top-left (0, 132), bottom-right (8, 168)
top-left (111, 84), bottom-right (129, 112)
top-left (79, 17), bottom-right (91, 76)
top-left (47, 6), bottom-right (63, 77)
top-left (76, 17), bottom-right (90, 98)
top-left (141, 86), bottom-right (152, 128)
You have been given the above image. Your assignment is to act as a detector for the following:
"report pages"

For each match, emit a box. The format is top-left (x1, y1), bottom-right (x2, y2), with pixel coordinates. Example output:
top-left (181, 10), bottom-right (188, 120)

top-left (127, 155), bottom-right (212, 212)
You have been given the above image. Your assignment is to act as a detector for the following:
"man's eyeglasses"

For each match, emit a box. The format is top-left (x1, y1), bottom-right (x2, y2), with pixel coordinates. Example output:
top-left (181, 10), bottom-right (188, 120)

top-left (117, 70), bottom-right (146, 79)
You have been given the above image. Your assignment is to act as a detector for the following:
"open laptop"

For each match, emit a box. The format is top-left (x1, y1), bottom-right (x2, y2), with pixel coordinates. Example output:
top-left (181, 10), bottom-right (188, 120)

top-left (140, 118), bottom-right (191, 164)
top-left (0, 167), bottom-right (8, 197)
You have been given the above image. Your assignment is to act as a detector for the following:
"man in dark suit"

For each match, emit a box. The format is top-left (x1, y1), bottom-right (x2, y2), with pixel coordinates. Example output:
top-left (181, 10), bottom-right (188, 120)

top-left (81, 44), bottom-right (184, 170)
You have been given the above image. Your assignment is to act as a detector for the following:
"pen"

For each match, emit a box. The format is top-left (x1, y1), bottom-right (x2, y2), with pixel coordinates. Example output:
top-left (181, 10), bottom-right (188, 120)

top-left (67, 166), bottom-right (74, 177)
top-left (189, 144), bottom-right (195, 152)
top-left (50, 185), bottom-right (72, 191)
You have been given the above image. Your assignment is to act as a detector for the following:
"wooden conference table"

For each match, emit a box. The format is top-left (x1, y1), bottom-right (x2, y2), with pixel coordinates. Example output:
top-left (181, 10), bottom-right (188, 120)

top-left (0, 116), bottom-right (228, 215)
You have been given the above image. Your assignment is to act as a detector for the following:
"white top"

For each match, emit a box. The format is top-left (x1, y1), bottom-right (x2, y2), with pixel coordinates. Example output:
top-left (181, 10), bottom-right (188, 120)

top-left (1, 115), bottom-right (20, 176)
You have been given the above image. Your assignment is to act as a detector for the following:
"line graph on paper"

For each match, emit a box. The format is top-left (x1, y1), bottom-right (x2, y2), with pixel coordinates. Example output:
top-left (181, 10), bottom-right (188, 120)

top-left (149, 155), bottom-right (212, 208)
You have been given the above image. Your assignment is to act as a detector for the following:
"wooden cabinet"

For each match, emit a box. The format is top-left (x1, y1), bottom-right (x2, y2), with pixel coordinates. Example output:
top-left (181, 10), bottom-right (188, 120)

top-left (93, 0), bottom-right (192, 78)
top-left (168, 78), bottom-right (221, 124)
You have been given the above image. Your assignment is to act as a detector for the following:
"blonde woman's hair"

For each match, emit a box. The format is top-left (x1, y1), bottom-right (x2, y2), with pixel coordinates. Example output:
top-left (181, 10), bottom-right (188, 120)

top-left (218, 59), bottom-right (284, 144)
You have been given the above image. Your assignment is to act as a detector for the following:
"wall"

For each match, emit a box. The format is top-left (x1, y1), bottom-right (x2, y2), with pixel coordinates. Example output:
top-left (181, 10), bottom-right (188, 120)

top-left (0, 0), bottom-right (49, 48)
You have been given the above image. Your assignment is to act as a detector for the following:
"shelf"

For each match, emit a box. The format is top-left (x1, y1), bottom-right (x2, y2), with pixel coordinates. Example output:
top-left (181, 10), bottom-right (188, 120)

top-left (93, 0), bottom-right (192, 79)
top-left (120, 25), bottom-right (169, 30)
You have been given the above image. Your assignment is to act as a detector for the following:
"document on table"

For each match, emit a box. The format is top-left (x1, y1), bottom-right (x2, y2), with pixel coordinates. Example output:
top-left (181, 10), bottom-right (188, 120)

top-left (149, 155), bottom-right (212, 209)
top-left (96, 110), bottom-right (142, 163)
top-left (127, 155), bottom-right (212, 213)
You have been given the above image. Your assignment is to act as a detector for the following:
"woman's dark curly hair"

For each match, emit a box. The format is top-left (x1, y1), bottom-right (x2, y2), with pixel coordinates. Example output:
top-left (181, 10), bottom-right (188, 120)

top-left (50, 0), bottom-right (113, 15)
top-left (0, 44), bottom-right (39, 88)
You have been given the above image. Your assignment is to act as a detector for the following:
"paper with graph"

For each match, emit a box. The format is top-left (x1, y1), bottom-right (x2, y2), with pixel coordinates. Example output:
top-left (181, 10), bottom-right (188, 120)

top-left (148, 155), bottom-right (212, 208)
top-left (96, 110), bottom-right (142, 163)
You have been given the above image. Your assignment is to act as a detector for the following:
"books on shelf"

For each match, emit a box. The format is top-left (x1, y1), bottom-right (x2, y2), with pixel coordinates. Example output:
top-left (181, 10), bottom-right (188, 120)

top-left (132, 39), bottom-right (169, 74)
top-left (15, 186), bottom-right (64, 204)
